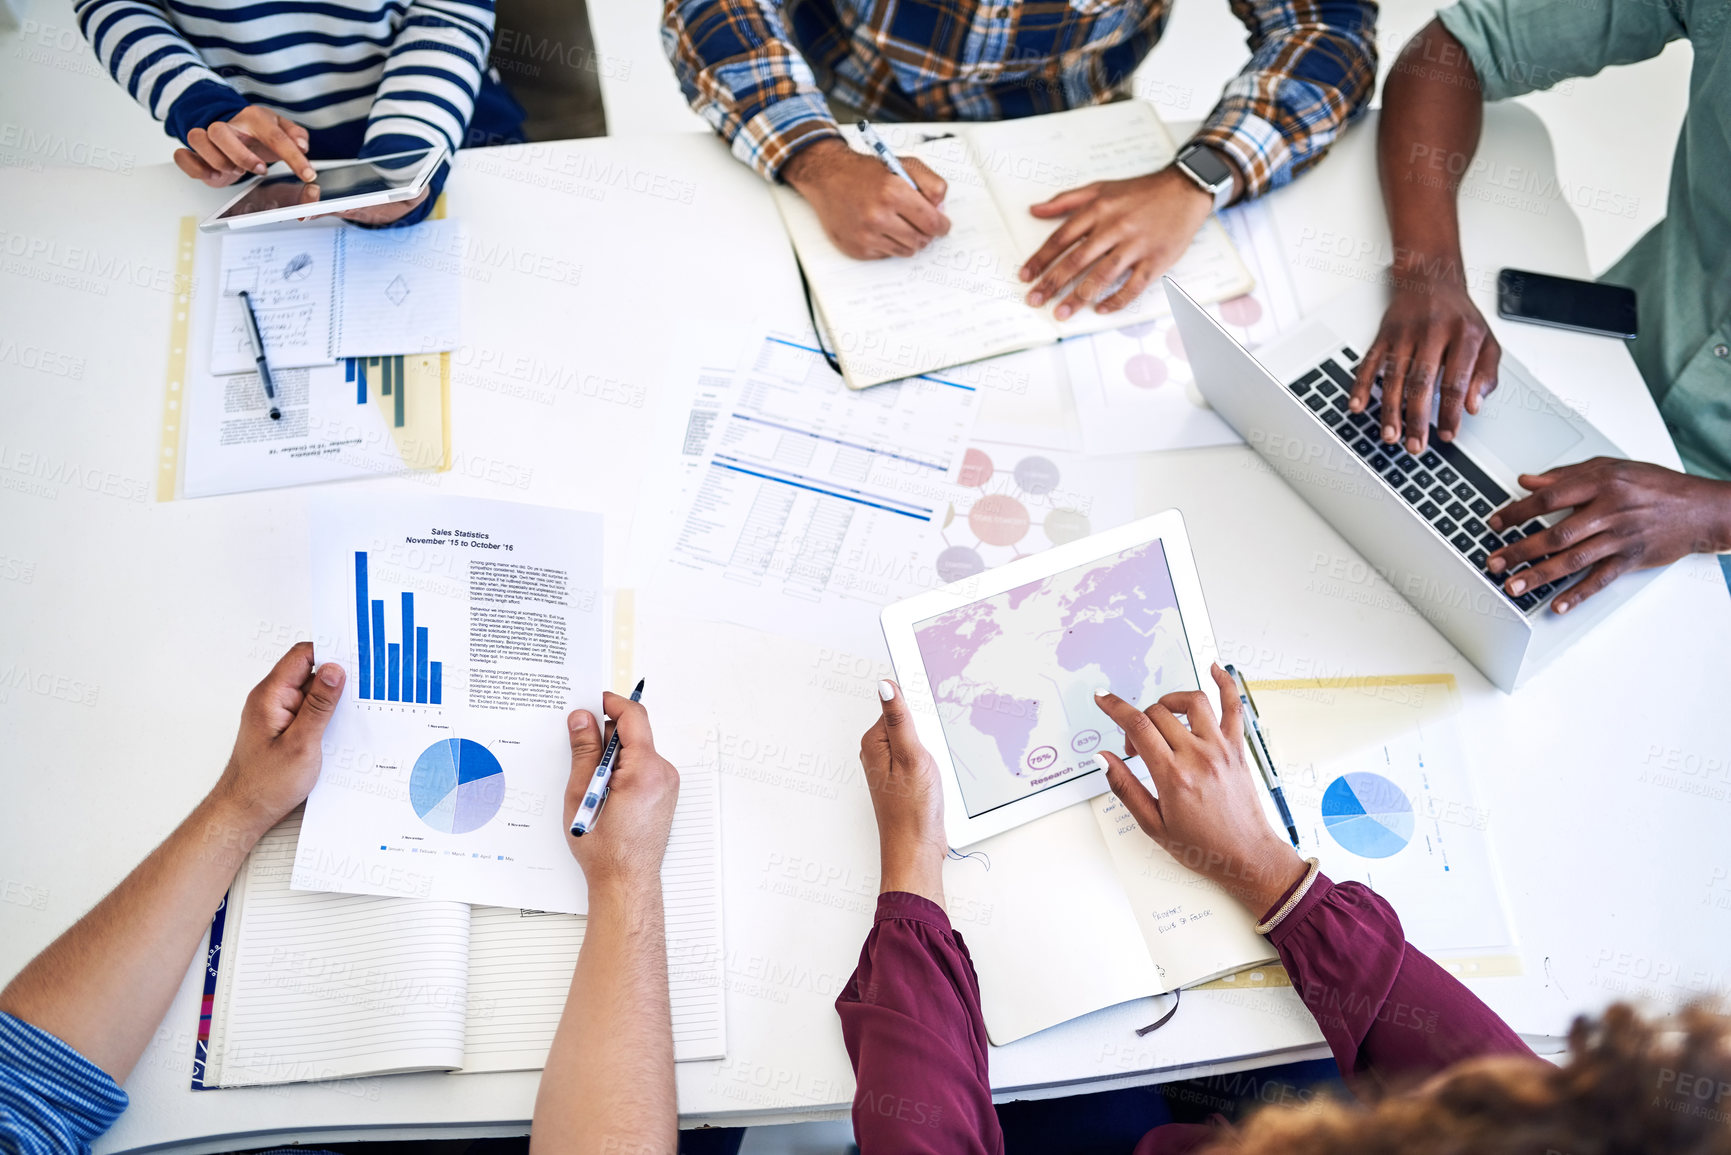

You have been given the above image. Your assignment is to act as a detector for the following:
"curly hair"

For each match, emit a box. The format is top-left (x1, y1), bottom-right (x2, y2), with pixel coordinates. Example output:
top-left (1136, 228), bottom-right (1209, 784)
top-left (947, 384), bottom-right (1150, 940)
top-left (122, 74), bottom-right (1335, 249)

top-left (1212, 1003), bottom-right (1731, 1155)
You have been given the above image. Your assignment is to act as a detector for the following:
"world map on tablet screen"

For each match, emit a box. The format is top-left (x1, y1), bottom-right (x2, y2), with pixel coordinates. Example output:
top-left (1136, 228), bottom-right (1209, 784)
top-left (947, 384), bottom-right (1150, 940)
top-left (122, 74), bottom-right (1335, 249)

top-left (914, 540), bottom-right (1199, 819)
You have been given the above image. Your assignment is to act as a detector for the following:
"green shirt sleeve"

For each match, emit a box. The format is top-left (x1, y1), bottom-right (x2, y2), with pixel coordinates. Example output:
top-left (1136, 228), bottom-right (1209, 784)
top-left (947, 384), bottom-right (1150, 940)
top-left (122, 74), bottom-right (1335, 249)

top-left (1438, 0), bottom-right (1685, 101)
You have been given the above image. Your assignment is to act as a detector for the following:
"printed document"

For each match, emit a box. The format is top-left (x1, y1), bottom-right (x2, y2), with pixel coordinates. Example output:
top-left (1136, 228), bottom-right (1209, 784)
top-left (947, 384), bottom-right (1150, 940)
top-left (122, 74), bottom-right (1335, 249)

top-left (211, 220), bottom-right (464, 374)
top-left (296, 495), bottom-right (602, 913)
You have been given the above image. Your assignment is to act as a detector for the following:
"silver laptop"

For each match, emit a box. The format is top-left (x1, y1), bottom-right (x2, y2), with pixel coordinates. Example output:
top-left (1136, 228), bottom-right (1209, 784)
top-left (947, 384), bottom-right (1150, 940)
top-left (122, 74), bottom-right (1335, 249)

top-left (1169, 276), bottom-right (1662, 692)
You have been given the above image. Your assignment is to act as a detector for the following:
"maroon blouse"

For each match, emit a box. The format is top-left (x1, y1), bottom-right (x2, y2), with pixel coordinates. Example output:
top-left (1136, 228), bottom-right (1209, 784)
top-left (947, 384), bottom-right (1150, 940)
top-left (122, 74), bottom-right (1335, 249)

top-left (836, 875), bottom-right (1533, 1154)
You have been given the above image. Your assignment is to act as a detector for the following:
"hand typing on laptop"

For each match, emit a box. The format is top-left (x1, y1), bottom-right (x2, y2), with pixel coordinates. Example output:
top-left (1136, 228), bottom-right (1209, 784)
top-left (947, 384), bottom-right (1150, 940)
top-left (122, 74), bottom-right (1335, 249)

top-left (1347, 270), bottom-right (1501, 456)
top-left (1485, 459), bottom-right (1731, 613)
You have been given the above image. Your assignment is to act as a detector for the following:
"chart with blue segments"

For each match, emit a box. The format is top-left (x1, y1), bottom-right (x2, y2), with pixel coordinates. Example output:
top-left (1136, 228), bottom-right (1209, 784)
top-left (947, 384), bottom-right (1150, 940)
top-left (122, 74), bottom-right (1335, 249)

top-left (409, 738), bottom-right (505, 834)
top-left (1321, 771), bottom-right (1414, 859)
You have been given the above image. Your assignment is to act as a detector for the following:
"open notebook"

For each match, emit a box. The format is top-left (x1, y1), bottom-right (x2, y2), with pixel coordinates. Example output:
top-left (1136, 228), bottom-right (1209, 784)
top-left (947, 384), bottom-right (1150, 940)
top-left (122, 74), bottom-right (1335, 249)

top-left (946, 783), bottom-right (1276, 1045)
top-left (773, 101), bottom-right (1254, 388)
top-left (193, 761), bottom-right (724, 1087)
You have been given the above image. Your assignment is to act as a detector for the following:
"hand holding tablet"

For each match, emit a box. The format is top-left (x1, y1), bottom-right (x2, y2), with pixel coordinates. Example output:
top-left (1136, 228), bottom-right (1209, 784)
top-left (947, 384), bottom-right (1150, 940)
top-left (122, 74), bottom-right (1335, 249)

top-left (200, 147), bottom-right (449, 231)
top-left (880, 511), bottom-right (1226, 848)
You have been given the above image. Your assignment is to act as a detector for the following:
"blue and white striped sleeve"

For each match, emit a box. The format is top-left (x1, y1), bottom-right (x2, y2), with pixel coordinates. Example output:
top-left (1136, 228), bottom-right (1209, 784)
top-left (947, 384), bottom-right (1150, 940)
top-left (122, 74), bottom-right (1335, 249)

top-left (362, 0), bottom-right (495, 156)
top-left (72, 0), bottom-right (249, 144)
top-left (0, 1013), bottom-right (129, 1155)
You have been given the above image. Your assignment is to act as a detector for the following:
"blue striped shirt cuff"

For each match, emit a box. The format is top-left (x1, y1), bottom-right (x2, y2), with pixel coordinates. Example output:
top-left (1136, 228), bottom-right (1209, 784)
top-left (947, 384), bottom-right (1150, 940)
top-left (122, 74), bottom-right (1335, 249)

top-left (735, 92), bottom-right (841, 182)
top-left (162, 77), bottom-right (251, 145)
top-left (0, 1013), bottom-right (128, 1155)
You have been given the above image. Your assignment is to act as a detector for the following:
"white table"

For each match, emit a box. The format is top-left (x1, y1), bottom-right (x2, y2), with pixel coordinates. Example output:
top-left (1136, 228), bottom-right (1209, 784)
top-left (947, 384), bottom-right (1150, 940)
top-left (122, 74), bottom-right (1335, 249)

top-left (2, 104), bottom-right (1728, 1154)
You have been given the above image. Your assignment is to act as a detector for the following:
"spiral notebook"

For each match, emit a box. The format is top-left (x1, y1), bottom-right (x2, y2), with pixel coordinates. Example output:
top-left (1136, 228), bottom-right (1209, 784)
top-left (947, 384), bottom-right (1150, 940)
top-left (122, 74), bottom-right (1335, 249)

top-left (209, 219), bottom-right (464, 375)
top-left (191, 758), bottom-right (725, 1088)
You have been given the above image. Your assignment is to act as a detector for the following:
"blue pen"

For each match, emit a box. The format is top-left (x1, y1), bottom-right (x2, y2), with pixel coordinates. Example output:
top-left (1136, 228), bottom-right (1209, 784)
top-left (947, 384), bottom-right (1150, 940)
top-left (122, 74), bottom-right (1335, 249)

top-left (855, 120), bottom-right (920, 192)
top-left (1225, 664), bottom-right (1300, 848)
top-left (569, 679), bottom-right (644, 837)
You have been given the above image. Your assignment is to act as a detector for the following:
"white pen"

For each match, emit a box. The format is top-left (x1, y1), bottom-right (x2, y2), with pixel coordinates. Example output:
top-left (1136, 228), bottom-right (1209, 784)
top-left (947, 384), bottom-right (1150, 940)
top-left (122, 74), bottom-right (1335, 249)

top-left (855, 120), bottom-right (920, 192)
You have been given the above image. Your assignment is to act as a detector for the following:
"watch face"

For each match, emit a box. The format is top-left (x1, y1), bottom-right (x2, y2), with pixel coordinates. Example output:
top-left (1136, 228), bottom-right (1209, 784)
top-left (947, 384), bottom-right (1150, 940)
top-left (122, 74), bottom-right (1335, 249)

top-left (1182, 146), bottom-right (1234, 189)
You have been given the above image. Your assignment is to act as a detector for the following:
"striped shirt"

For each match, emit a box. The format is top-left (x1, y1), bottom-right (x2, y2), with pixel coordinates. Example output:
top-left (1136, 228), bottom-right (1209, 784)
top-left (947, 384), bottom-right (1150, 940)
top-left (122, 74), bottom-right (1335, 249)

top-left (75, 0), bottom-right (495, 222)
top-left (663, 0), bottom-right (1378, 195)
top-left (0, 1013), bottom-right (128, 1155)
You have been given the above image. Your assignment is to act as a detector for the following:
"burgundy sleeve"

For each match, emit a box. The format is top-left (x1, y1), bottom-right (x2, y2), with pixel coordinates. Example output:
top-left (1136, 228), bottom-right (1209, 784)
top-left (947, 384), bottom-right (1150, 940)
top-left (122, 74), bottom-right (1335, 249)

top-left (836, 892), bottom-right (1005, 1155)
top-left (1268, 874), bottom-right (1533, 1090)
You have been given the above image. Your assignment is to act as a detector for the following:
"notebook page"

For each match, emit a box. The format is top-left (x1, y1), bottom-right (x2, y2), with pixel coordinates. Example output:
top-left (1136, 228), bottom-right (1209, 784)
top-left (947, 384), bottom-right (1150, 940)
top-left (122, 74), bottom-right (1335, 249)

top-left (771, 125), bottom-right (1047, 388)
top-left (210, 226), bottom-right (341, 374)
top-left (459, 905), bottom-right (586, 1073)
top-left (205, 810), bottom-right (470, 1086)
top-left (457, 755), bottom-right (726, 1071)
top-left (1090, 790), bottom-right (1276, 990)
top-left (944, 800), bottom-right (1158, 1045)
top-left (334, 219), bottom-right (465, 359)
top-left (966, 101), bottom-right (1254, 335)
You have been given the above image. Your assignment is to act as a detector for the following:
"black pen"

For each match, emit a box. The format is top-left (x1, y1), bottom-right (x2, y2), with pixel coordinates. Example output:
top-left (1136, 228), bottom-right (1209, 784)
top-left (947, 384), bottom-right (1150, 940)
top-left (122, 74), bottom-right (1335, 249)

top-left (569, 679), bottom-right (644, 836)
top-left (236, 290), bottom-right (280, 420)
top-left (1225, 664), bottom-right (1301, 848)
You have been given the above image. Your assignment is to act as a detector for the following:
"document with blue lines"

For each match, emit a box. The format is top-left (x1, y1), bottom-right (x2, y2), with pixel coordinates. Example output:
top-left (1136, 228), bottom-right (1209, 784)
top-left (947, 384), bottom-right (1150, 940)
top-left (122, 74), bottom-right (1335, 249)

top-left (661, 328), bottom-right (980, 651)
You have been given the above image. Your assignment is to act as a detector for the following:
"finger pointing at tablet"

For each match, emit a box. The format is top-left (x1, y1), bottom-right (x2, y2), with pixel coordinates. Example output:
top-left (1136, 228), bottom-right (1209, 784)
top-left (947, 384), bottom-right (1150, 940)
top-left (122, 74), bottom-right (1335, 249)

top-left (1094, 666), bottom-right (1304, 914)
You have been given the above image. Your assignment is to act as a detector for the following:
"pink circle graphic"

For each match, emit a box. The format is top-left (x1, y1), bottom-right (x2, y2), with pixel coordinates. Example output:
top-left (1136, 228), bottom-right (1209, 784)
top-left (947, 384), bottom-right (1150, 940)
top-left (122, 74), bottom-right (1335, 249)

top-left (1165, 325), bottom-right (1188, 361)
top-left (1124, 354), bottom-right (1167, 390)
top-left (958, 448), bottom-right (994, 488)
top-left (1219, 295), bottom-right (1263, 327)
top-left (969, 494), bottom-right (1031, 546)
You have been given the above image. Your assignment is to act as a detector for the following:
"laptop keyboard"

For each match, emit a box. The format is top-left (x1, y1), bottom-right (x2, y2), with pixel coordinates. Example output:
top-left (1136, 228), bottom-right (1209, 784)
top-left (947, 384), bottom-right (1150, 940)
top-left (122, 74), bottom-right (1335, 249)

top-left (1287, 348), bottom-right (1571, 615)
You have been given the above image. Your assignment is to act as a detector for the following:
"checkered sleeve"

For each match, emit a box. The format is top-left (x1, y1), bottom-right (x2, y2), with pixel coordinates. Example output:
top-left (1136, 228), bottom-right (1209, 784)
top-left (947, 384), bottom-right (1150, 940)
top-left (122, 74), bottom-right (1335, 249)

top-left (1190, 0), bottom-right (1378, 202)
top-left (661, 0), bottom-right (843, 182)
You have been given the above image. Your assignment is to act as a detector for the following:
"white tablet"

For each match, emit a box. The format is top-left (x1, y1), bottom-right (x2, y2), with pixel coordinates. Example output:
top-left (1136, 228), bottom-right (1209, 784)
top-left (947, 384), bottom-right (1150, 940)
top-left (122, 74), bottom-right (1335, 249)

top-left (881, 510), bottom-right (1222, 848)
top-left (199, 146), bottom-right (447, 232)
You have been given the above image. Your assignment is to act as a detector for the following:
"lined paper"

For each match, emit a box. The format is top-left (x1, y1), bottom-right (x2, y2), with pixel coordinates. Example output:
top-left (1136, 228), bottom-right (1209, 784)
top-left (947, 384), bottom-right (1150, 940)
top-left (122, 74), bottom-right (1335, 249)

top-left (457, 756), bottom-right (726, 1071)
top-left (204, 810), bottom-right (471, 1086)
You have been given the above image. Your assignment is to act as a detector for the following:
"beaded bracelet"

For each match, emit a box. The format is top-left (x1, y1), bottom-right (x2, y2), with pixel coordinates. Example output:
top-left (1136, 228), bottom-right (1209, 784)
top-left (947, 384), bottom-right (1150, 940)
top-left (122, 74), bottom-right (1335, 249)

top-left (1255, 857), bottom-right (1321, 935)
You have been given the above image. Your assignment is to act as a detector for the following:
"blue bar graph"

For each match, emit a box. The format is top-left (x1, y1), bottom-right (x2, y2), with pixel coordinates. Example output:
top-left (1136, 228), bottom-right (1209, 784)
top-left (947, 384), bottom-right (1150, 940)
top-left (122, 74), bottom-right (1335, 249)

top-left (415, 627), bottom-right (429, 704)
top-left (371, 599), bottom-right (387, 696)
top-left (346, 356), bottom-right (409, 427)
top-left (353, 550), bottom-right (444, 708)
top-left (355, 553), bottom-right (372, 700)
top-left (400, 592), bottom-right (415, 704)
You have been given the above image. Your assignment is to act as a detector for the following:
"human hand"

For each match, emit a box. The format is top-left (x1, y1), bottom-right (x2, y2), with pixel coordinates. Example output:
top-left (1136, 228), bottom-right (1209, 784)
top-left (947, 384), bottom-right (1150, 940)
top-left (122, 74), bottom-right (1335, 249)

top-left (338, 188), bottom-right (431, 226)
top-left (1350, 273), bottom-right (1500, 455)
top-left (1019, 167), bottom-right (1214, 320)
top-left (783, 138), bottom-right (951, 259)
top-left (859, 681), bottom-right (946, 904)
top-left (1093, 664), bottom-right (1304, 916)
top-left (1485, 458), bottom-right (1731, 612)
top-left (174, 106), bottom-right (315, 187)
top-left (563, 693), bottom-right (680, 891)
top-left (212, 643), bottom-right (345, 833)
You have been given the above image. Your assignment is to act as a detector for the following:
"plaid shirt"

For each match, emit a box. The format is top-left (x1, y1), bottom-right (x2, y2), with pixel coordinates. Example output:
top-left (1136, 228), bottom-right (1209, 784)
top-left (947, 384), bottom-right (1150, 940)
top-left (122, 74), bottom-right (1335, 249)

top-left (662, 0), bottom-right (1378, 195)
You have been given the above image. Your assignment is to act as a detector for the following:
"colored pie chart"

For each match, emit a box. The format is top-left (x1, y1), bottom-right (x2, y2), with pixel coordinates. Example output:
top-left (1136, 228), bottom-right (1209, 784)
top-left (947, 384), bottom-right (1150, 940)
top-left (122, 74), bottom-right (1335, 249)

top-left (409, 738), bottom-right (504, 834)
top-left (1321, 772), bottom-right (1414, 859)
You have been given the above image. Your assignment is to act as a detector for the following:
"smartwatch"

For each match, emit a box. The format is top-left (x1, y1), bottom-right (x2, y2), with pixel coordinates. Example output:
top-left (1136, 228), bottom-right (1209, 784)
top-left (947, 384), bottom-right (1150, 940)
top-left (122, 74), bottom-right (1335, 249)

top-left (1174, 143), bottom-right (1237, 212)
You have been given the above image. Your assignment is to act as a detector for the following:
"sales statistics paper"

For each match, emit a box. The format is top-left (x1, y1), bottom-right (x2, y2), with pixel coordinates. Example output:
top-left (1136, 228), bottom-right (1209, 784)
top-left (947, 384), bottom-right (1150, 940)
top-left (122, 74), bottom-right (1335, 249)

top-left (295, 495), bottom-right (601, 913)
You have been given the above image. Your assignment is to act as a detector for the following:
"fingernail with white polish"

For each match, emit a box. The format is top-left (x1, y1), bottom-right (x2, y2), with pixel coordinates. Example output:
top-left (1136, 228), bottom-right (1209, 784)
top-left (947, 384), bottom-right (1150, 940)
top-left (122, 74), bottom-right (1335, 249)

top-left (878, 680), bottom-right (896, 702)
top-left (1093, 687), bottom-right (1111, 698)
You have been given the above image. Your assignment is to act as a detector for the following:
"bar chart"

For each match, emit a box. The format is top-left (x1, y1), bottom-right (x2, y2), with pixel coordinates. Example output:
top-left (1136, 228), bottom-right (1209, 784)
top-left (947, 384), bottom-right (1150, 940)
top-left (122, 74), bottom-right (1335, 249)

top-left (346, 355), bottom-right (408, 428)
top-left (354, 551), bottom-right (444, 704)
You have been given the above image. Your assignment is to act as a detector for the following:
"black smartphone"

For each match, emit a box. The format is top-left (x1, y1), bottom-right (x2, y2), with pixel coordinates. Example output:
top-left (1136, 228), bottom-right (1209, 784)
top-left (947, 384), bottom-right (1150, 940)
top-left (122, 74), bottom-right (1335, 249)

top-left (1497, 268), bottom-right (1637, 339)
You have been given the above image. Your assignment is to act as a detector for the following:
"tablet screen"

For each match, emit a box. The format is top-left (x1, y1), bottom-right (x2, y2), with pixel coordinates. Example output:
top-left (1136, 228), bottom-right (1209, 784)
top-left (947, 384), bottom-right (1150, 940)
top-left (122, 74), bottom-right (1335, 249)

top-left (215, 149), bottom-right (437, 221)
top-left (913, 539), bottom-right (1199, 819)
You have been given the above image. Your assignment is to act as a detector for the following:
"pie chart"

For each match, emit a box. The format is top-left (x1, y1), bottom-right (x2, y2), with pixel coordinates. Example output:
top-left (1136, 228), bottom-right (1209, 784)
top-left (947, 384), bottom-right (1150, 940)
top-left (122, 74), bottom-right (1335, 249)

top-left (1321, 771), bottom-right (1414, 859)
top-left (409, 738), bottom-right (504, 834)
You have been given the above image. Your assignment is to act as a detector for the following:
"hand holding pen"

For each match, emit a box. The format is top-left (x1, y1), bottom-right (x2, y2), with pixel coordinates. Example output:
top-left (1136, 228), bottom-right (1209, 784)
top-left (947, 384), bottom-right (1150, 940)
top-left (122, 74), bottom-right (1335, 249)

top-left (562, 683), bottom-right (680, 889)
